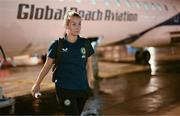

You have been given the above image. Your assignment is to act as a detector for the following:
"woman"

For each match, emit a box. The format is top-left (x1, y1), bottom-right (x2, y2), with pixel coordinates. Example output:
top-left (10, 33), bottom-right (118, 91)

top-left (31, 10), bottom-right (95, 115)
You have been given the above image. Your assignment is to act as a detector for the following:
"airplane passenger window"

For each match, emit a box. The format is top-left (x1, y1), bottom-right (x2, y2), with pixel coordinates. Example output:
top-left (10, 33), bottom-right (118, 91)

top-left (173, 6), bottom-right (177, 11)
top-left (156, 3), bottom-right (162, 11)
top-left (143, 2), bottom-right (149, 10)
top-left (151, 3), bottom-right (156, 10)
top-left (115, 0), bottom-right (120, 7)
top-left (125, 0), bottom-right (132, 8)
top-left (76, 0), bottom-right (81, 3)
top-left (91, 0), bottom-right (96, 5)
top-left (135, 0), bottom-right (141, 9)
top-left (147, 2), bottom-right (152, 10)
top-left (104, 0), bottom-right (109, 6)
top-left (164, 4), bottom-right (168, 11)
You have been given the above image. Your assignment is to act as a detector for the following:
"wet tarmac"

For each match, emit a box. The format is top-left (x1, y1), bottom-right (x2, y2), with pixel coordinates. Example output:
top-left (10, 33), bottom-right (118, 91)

top-left (1, 46), bottom-right (180, 115)
top-left (100, 46), bottom-right (180, 115)
top-left (100, 60), bottom-right (180, 115)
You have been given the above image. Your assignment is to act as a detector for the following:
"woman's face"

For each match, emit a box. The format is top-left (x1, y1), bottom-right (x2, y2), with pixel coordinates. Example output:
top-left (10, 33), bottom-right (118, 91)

top-left (66, 16), bottom-right (81, 36)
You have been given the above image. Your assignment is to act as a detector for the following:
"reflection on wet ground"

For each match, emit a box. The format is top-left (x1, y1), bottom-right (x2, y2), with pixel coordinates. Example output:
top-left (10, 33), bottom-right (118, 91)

top-left (153, 60), bottom-right (180, 74)
top-left (7, 60), bottom-right (180, 115)
top-left (14, 90), bottom-right (63, 115)
top-left (100, 59), bottom-right (180, 115)
top-left (96, 46), bottom-right (180, 115)
top-left (1, 47), bottom-right (180, 115)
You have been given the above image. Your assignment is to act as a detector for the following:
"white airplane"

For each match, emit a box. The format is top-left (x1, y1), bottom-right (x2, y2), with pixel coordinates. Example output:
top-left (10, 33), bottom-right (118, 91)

top-left (0, 0), bottom-right (179, 64)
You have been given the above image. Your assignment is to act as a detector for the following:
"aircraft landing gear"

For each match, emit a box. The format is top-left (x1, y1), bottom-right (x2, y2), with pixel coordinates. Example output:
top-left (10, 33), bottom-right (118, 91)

top-left (135, 49), bottom-right (150, 64)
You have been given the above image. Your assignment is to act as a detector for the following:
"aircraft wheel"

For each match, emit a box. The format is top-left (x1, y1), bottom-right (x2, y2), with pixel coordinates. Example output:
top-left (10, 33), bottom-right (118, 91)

top-left (135, 50), bottom-right (141, 63)
top-left (135, 50), bottom-right (150, 64)
top-left (142, 50), bottom-right (151, 64)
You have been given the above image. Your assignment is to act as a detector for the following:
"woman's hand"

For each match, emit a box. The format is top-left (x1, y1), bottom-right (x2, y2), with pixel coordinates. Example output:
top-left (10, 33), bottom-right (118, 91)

top-left (88, 76), bottom-right (95, 89)
top-left (31, 83), bottom-right (40, 97)
top-left (31, 57), bottom-right (54, 97)
top-left (86, 56), bottom-right (95, 89)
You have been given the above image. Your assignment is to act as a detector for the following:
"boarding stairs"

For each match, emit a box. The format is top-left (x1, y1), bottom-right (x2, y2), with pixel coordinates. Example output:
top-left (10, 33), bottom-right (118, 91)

top-left (0, 46), bottom-right (15, 114)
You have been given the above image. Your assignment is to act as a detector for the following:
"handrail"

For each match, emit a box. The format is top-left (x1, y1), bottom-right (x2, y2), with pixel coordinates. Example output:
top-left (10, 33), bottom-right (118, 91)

top-left (0, 58), bottom-right (4, 69)
top-left (0, 46), bottom-right (7, 69)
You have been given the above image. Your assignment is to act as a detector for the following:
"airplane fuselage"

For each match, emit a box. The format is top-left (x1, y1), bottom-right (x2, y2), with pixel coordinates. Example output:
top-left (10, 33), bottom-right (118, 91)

top-left (0, 0), bottom-right (179, 57)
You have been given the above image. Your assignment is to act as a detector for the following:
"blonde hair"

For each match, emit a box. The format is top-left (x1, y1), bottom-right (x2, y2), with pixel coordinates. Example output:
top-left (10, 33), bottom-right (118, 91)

top-left (63, 10), bottom-right (81, 27)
